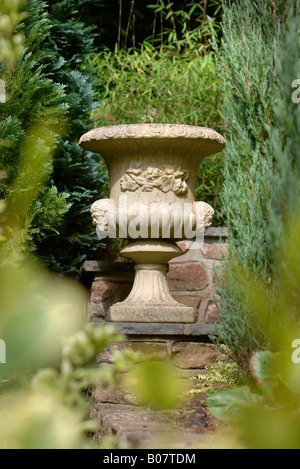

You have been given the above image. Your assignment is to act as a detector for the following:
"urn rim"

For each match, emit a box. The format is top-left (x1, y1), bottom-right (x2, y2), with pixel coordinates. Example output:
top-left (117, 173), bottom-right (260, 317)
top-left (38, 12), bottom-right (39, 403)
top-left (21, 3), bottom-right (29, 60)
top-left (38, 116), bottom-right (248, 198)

top-left (79, 123), bottom-right (225, 156)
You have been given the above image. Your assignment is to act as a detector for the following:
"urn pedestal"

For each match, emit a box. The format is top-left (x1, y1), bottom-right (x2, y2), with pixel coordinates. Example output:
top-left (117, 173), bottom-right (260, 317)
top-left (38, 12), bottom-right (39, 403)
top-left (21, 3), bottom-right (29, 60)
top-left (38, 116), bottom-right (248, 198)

top-left (79, 124), bottom-right (225, 323)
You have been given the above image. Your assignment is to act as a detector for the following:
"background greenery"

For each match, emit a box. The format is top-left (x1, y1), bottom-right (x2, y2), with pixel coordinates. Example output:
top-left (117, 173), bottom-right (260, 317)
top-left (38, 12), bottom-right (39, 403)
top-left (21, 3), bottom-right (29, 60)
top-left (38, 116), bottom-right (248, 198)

top-left (91, 0), bottom-right (225, 226)
top-left (0, 1), bottom-right (182, 449)
top-left (2, 0), bottom-right (300, 449)
top-left (1, 0), bottom-right (226, 276)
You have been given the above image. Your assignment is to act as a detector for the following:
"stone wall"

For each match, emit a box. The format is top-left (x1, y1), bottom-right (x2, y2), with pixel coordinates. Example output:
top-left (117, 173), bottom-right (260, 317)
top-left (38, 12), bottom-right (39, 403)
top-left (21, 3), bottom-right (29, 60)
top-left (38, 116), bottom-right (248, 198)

top-left (80, 227), bottom-right (228, 373)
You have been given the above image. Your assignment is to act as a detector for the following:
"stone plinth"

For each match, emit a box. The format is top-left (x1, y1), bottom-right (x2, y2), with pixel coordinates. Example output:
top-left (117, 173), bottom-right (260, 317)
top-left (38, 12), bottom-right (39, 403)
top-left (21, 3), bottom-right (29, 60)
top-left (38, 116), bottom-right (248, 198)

top-left (80, 226), bottom-right (228, 372)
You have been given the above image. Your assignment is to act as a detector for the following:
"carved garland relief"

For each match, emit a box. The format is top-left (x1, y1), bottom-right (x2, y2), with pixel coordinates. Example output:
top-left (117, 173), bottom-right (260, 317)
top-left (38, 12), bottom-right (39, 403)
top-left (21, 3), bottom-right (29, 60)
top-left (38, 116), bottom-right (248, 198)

top-left (120, 166), bottom-right (189, 196)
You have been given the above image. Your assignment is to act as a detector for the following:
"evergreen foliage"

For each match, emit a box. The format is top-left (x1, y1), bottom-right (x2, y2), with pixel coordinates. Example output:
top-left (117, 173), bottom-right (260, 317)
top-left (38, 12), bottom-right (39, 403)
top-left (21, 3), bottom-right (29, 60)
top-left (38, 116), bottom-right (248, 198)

top-left (0, 0), bottom-right (70, 257)
top-left (32, 0), bottom-right (108, 275)
top-left (212, 0), bottom-right (300, 374)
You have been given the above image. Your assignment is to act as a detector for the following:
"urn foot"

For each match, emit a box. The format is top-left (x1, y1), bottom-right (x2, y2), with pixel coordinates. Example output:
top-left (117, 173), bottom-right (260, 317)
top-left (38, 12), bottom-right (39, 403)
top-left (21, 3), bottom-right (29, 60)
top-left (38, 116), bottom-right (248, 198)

top-left (107, 241), bottom-right (195, 323)
top-left (108, 304), bottom-right (194, 323)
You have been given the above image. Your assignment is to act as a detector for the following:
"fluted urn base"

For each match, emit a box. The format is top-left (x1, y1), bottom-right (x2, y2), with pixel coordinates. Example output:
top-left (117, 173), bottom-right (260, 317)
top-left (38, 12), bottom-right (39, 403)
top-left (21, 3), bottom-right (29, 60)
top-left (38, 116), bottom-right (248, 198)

top-left (108, 241), bottom-right (195, 323)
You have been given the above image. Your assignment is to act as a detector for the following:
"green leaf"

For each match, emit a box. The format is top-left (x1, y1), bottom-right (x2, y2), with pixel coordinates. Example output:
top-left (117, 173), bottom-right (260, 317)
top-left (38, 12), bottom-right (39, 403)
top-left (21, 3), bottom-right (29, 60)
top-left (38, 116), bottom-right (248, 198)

top-left (249, 351), bottom-right (281, 400)
top-left (207, 386), bottom-right (265, 421)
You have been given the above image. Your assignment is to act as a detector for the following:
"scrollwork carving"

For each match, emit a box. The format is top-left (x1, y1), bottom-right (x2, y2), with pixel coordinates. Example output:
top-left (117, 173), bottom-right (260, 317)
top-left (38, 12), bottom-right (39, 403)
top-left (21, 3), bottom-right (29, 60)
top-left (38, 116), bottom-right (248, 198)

top-left (79, 123), bottom-right (226, 145)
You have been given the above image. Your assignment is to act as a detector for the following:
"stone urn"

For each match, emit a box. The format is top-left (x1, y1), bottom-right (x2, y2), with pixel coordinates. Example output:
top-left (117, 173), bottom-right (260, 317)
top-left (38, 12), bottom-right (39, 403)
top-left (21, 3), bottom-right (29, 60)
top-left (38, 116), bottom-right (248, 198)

top-left (79, 124), bottom-right (225, 323)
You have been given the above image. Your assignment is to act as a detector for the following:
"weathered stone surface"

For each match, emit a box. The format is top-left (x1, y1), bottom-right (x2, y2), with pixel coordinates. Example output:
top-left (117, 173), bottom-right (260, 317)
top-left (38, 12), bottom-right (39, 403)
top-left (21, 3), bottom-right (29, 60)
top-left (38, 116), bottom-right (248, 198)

top-left (91, 280), bottom-right (112, 303)
top-left (205, 301), bottom-right (220, 324)
top-left (97, 341), bottom-right (167, 364)
top-left (81, 260), bottom-right (135, 275)
top-left (167, 262), bottom-right (209, 291)
top-left (91, 280), bottom-right (132, 304)
top-left (201, 243), bottom-right (228, 260)
top-left (88, 301), bottom-right (106, 320)
top-left (171, 342), bottom-right (227, 369)
top-left (188, 323), bottom-right (218, 336)
top-left (123, 341), bottom-right (168, 360)
top-left (204, 227), bottom-right (228, 239)
top-left (92, 398), bottom-right (219, 449)
top-left (94, 403), bottom-right (173, 448)
top-left (100, 321), bottom-right (186, 335)
top-left (108, 303), bottom-right (195, 323)
top-left (176, 240), bottom-right (194, 253)
top-left (168, 247), bottom-right (203, 264)
top-left (92, 381), bottom-right (141, 406)
top-left (171, 295), bottom-right (201, 314)
top-left (94, 321), bottom-right (217, 336)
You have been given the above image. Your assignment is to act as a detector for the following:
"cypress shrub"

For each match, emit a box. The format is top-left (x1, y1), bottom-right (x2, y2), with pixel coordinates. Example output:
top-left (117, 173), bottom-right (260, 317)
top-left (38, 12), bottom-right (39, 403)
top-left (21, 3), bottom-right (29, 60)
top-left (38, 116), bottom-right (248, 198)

top-left (33, 0), bottom-right (108, 275)
top-left (212, 0), bottom-right (300, 374)
top-left (0, 0), bottom-right (70, 258)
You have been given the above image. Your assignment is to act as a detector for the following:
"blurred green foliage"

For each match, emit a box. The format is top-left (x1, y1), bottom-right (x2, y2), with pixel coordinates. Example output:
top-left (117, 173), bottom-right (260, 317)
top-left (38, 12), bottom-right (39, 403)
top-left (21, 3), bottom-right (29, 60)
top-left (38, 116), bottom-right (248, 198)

top-left (0, 279), bottom-right (128, 450)
top-left (0, 252), bottom-right (183, 448)
top-left (205, 209), bottom-right (300, 448)
top-left (0, 84), bottom-right (127, 448)
top-left (185, 359), bottom-right (246, 407)
top-left (126, 359), bottom-right (182, 411)
top-left (0, 0), bottom-right (70, 257)
top-left (92, 44), bottom-right (222, 128)
top-left (208, 330), bottom-right (300, 448)
top-left (0, 0), bottom-right (26, 66)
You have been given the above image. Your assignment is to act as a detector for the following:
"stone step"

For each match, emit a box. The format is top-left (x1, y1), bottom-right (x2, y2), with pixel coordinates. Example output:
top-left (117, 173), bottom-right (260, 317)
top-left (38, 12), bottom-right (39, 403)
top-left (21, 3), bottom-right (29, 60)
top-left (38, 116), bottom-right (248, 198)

top-left (92, 402), bottom-right (218, 449)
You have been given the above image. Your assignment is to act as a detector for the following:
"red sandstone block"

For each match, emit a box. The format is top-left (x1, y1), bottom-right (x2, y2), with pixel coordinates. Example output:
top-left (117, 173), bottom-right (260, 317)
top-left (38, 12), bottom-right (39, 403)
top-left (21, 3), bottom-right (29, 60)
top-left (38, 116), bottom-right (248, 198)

top-left (171, 342), bottom-right (227, 368)
top-left (171, 295), bottom-right (201, 314)
top-left (205, 301), bottom-right (220, 324)
top-left (167, 263), bottom-right (209, 291)
top-left (91, 280), bottom-right (132, 304)
top-left (91, 280), bottom-right (112, 303)
top-left (201, 243), bottom-right (228, 260)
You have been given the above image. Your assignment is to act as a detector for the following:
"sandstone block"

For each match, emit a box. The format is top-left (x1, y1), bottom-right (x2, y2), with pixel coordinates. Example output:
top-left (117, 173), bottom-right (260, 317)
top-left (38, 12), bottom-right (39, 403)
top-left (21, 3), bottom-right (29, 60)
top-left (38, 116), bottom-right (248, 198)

top-left (171, 342), bottom-right (227, 369)
top-left (201, 243), bottom-right (228, 260)
top-left (171, 295), bottom-right (201, 315)
top-left (91, 280), bottom-right (132, 305)
top-left (167, 263), bottom-right (209, 291)
top-left (97, 341), bottom-right (167, 364)
top-left (205, 300), bottom-right (220, 324)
